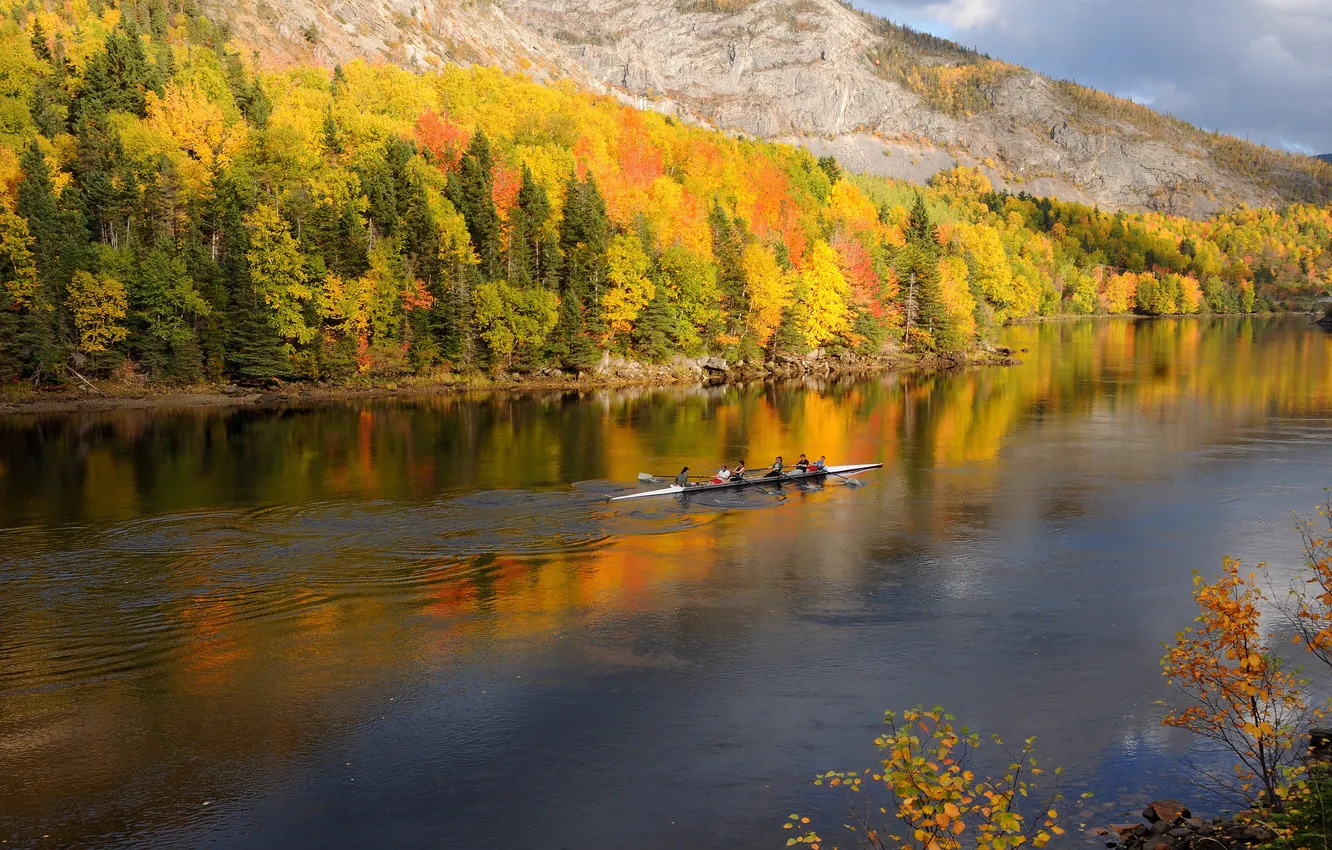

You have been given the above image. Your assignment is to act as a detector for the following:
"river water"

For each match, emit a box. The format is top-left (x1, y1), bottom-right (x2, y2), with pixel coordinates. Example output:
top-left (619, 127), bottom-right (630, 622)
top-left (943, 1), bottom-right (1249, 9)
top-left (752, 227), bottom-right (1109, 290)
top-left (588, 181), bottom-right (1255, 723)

top-left (2, 316), bottom-right (1331, 849)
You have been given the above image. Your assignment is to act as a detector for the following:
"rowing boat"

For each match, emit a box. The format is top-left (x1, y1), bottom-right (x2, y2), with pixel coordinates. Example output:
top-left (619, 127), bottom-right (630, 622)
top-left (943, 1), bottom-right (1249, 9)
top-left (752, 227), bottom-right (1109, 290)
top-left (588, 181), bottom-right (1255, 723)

top-left (607, 463), bottom-right (883, 501)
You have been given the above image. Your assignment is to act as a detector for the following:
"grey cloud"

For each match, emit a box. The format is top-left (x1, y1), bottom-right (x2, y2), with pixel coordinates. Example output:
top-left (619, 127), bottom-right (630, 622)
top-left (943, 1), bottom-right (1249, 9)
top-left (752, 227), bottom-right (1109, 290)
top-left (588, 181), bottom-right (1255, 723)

top-left (855, 0), bottom-right (1332, 154)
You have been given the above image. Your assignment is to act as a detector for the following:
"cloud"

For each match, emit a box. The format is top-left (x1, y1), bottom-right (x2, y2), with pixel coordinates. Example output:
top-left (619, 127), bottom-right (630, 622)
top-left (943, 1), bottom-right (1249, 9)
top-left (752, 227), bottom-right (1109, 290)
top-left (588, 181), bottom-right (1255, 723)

top-left (854, 0), bottom-right (1332, 154)
top-left (926, 0), bottom-right (1003, 30)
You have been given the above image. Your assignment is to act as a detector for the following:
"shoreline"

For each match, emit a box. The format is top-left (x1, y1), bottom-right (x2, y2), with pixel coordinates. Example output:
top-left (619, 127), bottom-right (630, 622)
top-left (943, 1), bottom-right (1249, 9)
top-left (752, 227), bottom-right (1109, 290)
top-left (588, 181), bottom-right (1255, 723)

top-left (0, 349), bottom-right (1021, 418)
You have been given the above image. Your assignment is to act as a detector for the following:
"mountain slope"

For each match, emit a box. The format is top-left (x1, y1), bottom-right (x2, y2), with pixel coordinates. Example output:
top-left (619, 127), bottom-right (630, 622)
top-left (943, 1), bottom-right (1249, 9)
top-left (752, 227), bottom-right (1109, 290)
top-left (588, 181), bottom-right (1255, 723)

top-left (200, 0), bottom-right (1332, 217)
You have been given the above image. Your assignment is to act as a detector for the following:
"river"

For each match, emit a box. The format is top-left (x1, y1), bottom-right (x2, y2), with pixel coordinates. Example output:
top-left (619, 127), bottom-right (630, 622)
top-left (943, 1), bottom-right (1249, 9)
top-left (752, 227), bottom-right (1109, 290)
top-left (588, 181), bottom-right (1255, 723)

top-left (2, 316), bottom-right (1330, 849)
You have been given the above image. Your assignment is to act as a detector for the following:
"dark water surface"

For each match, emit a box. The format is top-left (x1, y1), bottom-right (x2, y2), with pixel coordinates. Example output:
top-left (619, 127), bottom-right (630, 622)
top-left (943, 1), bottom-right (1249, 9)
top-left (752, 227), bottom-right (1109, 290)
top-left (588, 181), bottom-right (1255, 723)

top-left (3, 317), bottom-right (1331, 849)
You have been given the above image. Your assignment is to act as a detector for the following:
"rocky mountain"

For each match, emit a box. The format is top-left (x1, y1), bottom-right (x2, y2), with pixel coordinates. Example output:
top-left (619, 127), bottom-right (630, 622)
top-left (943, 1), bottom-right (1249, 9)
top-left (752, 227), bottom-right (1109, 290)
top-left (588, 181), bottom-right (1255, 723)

top-left (199, 0), bottom-right (1332, 218)
top-left (1319, 154), bottom-right (1332, 164)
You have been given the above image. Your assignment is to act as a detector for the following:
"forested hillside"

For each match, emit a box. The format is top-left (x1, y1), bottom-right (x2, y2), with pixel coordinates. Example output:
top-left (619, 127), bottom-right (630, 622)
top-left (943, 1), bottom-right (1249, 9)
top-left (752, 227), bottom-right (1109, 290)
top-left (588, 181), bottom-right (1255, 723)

top-left (0, 1), bottom-right (1329, 387)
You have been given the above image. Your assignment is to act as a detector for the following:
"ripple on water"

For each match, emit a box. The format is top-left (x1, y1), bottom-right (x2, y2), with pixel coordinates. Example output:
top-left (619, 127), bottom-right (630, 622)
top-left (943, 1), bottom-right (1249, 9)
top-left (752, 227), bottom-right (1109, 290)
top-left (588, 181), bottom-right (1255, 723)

top-left (0, 485), bottom-right (735, 694)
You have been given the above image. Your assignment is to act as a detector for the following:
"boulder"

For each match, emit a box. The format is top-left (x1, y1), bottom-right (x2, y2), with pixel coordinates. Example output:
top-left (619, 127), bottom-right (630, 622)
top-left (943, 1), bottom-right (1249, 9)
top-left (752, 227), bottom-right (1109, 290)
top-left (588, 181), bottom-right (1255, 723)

top-left (1112, 824), bottom-right (1147, 840)
top-left (1144, 800), bottom-right (1191, 824)
top-left (1149, 820), bottom-right (1173, 836)
top-left (701, 356), bottom-right (729, 373)
top-left (1142, 837), bottom-right (1173, 850)
top-left (1239, 824), bottom-right (1276, 843)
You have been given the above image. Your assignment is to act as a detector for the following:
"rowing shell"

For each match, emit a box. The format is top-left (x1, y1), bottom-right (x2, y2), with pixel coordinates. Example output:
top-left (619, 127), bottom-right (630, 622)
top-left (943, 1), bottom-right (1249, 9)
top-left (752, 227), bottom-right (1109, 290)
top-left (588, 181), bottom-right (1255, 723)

top-left (607, 463), bottom-right (883, 501)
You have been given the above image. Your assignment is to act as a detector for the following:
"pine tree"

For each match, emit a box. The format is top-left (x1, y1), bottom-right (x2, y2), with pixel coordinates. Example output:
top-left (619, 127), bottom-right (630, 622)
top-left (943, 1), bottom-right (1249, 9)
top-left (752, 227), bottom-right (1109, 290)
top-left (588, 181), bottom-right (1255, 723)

top-left (708, 201), bottom-right (745, 312)
top-left (632, 273), bottom-right (675, 362)
top-left (14, 142), bottom-right (73, 380)
top-left (507, 165), bottom-right (551, 289)
top-left (446, 130), bottom-right (503, 280)
top-left (74, 20), bottom-right (162, 122)
top-left (897, 195), bottom-right (950, 350)
top-left (30, 19), bottom-right (52, 63)
top-left (549, 171), bottom-right (610, 367)
top-left (321, 107), bottom-right (343, 156)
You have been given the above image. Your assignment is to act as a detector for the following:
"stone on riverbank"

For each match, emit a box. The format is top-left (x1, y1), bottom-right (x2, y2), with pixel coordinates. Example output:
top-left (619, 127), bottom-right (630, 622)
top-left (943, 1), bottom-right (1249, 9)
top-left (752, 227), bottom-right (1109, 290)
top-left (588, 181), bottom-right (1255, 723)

top-left (1104, 807), bottom-right (1276, 850)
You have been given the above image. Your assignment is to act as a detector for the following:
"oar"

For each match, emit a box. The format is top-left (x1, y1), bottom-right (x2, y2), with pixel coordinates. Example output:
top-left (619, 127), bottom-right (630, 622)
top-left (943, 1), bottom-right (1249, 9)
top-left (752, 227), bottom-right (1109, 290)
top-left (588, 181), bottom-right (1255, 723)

top-left (637, 473), bottom-right (714, 484)
top-left (734, 476), bottom-right (785, 500)
top-left (822, 467), bottom-right (866, 488)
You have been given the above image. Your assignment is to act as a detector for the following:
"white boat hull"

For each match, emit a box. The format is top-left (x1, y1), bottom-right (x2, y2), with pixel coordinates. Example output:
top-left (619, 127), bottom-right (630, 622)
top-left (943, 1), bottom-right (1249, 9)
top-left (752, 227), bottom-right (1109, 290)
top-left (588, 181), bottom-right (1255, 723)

top-left (607, 463), bottom-right (882, 501)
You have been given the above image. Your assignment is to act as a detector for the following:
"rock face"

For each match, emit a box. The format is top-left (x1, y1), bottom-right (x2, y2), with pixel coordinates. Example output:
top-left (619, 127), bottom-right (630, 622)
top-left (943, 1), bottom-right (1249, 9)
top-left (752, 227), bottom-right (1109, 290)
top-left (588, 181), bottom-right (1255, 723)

top-left (507, 0), bottom-right (1329, 216)
top-left (199, 0), bottom-right (1331, 216)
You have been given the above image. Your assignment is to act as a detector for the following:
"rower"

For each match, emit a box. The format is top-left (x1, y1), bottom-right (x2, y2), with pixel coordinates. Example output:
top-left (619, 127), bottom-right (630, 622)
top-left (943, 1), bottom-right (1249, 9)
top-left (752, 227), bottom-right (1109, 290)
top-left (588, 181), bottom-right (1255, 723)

top-left (712, 465), bottom-right (732, 484)
top-left (795, 453), bottom-right (810, 472)
top-left (675, 466), bottom-right (690, 487)
top-left (813, 455), bottom-right (827, 472)
top-left (763, 455), bottom-right (784, 479)
top-left (733, 460), bottom-right (746, 480)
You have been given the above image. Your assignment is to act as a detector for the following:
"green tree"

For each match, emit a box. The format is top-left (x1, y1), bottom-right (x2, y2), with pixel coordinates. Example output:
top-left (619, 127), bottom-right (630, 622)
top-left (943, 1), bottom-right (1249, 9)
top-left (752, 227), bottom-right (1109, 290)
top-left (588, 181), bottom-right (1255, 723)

top-left (473, 280), bottom-right (558, 368)
top-left (550, 170), bottom-right (610, 366)
top-left (897, 195), bottom-right (951, 350)
top-left (133, 247), bottom-right (211, 377)
top-left (75, 19), bottom-right (162, 121)
top-left (507, 165), bottom-right (556, 289)
top-left (446, 129), bottom-right (503, 280)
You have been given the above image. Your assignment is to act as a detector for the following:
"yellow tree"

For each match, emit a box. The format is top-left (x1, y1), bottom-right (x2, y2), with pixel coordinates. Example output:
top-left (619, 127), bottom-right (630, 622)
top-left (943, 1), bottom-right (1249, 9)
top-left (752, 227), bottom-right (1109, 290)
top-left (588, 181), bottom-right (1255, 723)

top-left (938, 255), bottom-right (977, 343)
top-left (66, 270), bottom-right (127, 356)
top-left (144, 83), bottom-right (247, 188)
top-left (929, 165), bottom-right (993, 198)
top-left (793, 240), bottom-right (850, 348)
top-left (601, 233), bottom-right (654, 339)
top-left (246, 204), bottom-right (315, 347)
top-left (1162, 559), bottom-right (1310, 809)
top-left (959, 224), bottom-right (1017, 322)
top-left (0, 209), bottom-right (37, 308)
top-left (1101, 271), bottom-right (1137, 314)
top-left (741, 241), bottom-right (788, 347)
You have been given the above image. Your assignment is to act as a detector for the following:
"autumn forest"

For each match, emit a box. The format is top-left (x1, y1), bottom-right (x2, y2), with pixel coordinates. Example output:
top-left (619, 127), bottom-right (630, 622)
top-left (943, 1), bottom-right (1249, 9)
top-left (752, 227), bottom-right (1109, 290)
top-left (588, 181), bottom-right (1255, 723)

top-left (1, 0), bottom-right (1330, 386)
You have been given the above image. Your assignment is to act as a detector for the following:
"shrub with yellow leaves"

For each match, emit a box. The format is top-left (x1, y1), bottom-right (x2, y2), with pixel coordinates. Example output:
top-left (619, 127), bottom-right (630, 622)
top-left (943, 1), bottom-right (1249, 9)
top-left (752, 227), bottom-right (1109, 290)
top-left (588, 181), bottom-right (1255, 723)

top-left (787, 706), bottom-right (1082, 850)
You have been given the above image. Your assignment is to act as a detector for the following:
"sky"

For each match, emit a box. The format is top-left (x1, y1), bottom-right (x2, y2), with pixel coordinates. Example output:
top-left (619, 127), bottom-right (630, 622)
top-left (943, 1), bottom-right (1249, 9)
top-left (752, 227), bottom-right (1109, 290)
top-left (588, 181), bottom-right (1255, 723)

top-left (855, 0), bottom-right (1332, 156)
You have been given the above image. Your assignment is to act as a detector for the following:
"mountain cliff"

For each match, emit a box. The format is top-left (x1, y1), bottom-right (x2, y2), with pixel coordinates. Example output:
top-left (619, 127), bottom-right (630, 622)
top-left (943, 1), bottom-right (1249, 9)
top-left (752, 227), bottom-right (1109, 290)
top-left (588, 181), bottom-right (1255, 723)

top-left (200, 0), bottom-right (1332, 217)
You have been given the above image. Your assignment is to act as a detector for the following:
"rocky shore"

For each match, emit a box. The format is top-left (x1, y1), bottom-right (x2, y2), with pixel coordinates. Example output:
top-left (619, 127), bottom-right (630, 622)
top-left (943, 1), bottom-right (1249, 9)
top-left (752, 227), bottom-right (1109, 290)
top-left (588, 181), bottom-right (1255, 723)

top-left (0, 347), bottom-right (1023, 416)
top-left (1095, 800), bottom-right (1277, 850)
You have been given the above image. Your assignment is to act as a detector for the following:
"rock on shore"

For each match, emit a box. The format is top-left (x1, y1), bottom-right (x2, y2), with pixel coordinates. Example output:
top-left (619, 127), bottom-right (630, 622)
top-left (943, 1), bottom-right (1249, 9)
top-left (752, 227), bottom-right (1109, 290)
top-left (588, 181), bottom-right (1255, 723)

top-left (1097, 800), bottom-right (1277, 850)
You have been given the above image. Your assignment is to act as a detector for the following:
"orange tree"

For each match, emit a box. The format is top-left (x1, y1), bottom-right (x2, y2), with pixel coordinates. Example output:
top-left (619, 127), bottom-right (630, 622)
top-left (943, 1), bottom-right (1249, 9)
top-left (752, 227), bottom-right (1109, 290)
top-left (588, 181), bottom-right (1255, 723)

top-left (786, 706), bottom-right (1082, 850)
top-left (1161, 558), bottom-right (1311, 809)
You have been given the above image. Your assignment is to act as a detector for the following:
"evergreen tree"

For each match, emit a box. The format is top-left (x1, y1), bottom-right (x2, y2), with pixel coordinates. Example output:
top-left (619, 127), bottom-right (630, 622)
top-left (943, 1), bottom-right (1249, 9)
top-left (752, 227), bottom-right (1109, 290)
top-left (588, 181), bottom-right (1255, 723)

top-left (550, 171), bottom-right (609, 368)
top-left (29, 19), bottom-right (52, 63)
top-left (632, 274), bottom-right (675, 362)
top-left (321, 107), bottom-right (343, 156)
top-left (507, 165), bottom-right (553, 289)
top-left (74, 20), bottom-right (162, 122)
top-left (897, 194), bottom-right (950, 348)
top-left (14, 142), bottom-right (75, 380)
top-left (767, 304), bottom-right (803, 356)
top-left (446, 130), bottom-right (503, 281)
top-left (200, 173), bottom-right (287, 382)
top-left (708, 201), bottom-right (745, 309)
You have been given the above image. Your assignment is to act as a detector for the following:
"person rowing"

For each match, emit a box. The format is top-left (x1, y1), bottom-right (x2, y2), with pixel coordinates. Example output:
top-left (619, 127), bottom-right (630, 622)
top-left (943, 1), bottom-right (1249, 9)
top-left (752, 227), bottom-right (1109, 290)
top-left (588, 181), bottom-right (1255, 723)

top-left (763, 455), bottom-right (784, 479)
top-left (795, 453), bottom-right (810, 472)
top-left (712, 465), bottom-right (732, 484)
top-left (675, 466), bottom-right (691, 487)
top-left (732, 460), bottom-right (746, 480)
top-left (813, 455), bottom-right (827, 472)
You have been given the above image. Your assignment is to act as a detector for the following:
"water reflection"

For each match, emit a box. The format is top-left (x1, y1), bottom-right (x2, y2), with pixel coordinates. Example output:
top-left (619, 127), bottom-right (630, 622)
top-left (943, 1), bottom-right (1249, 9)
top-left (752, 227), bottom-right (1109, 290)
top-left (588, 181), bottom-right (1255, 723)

top-left (1, 316), bottom-right (1330, 849)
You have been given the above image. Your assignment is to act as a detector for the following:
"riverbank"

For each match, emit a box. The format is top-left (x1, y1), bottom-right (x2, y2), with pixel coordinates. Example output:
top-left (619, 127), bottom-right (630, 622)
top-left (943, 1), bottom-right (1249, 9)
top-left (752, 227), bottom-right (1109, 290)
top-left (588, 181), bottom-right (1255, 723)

top-left (0, 347), bottom-right (1023, 416)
